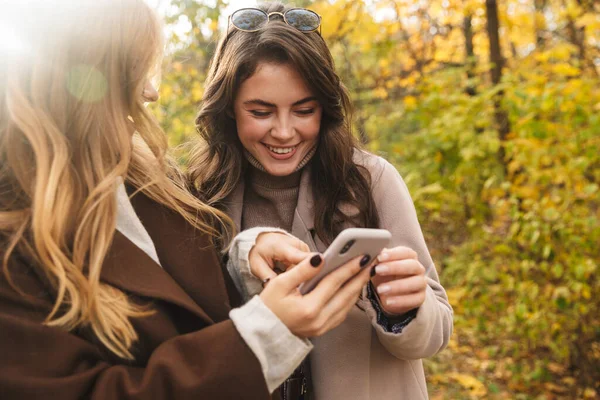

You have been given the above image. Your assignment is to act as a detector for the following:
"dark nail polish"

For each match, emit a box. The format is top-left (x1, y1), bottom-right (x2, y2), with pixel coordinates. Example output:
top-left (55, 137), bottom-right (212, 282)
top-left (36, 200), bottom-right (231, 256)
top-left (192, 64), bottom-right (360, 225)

top-left (370, 267), bottom-right (377, 277)
top-left (310, 254), bottom-right (322, 267)
top-left (360, 255), bottom-right (371, 268)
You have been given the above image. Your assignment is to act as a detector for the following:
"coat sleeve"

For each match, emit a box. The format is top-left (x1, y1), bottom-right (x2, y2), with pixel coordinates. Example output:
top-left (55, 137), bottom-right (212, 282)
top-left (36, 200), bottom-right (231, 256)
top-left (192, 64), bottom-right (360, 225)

top-left (0, 263), bottom-right (271, 400)
top-left (358, 155), bottom-right (454, 360)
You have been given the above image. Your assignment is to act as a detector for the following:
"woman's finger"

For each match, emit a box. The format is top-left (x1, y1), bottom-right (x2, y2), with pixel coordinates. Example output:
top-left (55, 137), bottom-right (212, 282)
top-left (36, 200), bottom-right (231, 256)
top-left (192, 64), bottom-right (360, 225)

top-left (379, 291), bottom-right (427, 312)
top-left (377, 246), bottom-right (418, 263)
top-left (259, 233), bottom-right (311, 266)
top-left (305, 254), bottom-right (369, 306)
top-left (375, 275), bottom-right (427, 297)
top-left (373, 259), bottom-right (425, 277)
top-left (273, 253), bottom-right (324, 293)
top-left (248, 253), bottom-right (279, 281)
top-left (250, 233), bottom-right (311, 278)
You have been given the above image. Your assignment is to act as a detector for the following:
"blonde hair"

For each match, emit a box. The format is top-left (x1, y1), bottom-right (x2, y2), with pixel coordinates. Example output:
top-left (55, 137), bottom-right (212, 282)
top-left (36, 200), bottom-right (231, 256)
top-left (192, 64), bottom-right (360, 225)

top-left (0, 0), bottom-right (231, 359)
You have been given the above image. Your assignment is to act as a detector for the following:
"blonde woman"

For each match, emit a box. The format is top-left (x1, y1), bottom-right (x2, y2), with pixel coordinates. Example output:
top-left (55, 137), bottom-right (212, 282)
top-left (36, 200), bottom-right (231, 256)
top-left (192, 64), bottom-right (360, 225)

top-left (0, 1), bottom-right (373, 399)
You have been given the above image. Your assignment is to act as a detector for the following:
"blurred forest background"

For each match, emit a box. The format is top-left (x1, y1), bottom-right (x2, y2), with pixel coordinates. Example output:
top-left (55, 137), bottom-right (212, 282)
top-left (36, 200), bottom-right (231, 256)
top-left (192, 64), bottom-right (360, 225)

top-left (148, 0), bottom-right (600, 398)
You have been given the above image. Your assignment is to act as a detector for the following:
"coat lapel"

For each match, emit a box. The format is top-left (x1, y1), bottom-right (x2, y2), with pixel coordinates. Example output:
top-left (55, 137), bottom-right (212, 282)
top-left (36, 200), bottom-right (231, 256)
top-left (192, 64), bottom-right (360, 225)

top-left (101, 189), bottom-right (235, 325)
top-left (291, 167), bottom-right (320, 252)
top-left (128, 190), bottom-right (232, 323)
top-left (101, 230), bottom-right (214, 324)
top-left (292, 166), bottom-right (328, 252)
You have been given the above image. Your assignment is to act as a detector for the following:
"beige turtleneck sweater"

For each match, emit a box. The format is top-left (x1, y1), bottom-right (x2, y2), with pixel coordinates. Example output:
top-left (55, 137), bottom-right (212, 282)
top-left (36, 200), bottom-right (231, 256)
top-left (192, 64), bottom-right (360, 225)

top-left (241, 147), bottom-right (316, 232)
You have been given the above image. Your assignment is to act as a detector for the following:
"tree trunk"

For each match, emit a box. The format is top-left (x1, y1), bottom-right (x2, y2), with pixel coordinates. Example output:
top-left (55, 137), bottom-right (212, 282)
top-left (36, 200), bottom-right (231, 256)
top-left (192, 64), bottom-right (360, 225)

top-left (485, 0), bottom-right (510, 173)
top-left (463, 13), bottom-right (477, 96)
top-left (534, 0), bottom-right (547, 49)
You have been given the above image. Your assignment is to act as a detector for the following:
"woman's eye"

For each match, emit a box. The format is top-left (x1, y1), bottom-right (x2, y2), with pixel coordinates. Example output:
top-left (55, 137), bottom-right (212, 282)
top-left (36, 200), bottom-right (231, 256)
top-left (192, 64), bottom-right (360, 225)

top-left (296, 108), bottom-right (315, 115)
top-left (250, 110), bottom-right (271, 117)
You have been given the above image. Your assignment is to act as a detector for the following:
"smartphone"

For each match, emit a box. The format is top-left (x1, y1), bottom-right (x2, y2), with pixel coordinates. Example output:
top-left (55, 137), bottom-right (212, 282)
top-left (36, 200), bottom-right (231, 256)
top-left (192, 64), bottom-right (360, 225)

top-left (298, 228), bottom-right (391, 295)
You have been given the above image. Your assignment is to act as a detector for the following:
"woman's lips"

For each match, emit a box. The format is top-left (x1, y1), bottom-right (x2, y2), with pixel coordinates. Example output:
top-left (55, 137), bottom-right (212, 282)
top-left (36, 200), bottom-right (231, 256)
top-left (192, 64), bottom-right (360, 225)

top-left (263, 143), bottom-right (299, 160)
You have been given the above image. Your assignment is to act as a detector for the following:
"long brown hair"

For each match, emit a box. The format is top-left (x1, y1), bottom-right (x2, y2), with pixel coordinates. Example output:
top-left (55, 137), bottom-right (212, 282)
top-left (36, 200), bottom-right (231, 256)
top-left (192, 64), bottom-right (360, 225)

top-left (0, 0), bottom-right (231, 359)
top-left (188, 2), bottom-right (379, 244)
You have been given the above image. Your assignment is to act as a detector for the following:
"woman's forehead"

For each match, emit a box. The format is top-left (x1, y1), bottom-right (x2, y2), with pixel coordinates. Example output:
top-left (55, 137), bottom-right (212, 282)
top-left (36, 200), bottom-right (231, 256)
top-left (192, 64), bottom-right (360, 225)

top-left (236, 62), bottom-right (316, 105)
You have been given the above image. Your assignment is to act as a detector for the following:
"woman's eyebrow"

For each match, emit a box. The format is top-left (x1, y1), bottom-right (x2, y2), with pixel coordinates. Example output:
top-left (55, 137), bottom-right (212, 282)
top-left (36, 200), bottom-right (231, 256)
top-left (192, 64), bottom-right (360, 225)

top-left (243, 96), bottom-right (318, 107)
top-left (243, 99), bottom-right (276, 107)
top-left (292, 96), bottom-right (318, 106)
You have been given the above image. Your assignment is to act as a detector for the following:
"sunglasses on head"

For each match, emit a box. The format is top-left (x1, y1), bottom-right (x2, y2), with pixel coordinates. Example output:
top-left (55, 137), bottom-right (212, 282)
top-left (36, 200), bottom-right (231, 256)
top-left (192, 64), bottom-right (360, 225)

top-left (228, 7), bottom-right (322, 34)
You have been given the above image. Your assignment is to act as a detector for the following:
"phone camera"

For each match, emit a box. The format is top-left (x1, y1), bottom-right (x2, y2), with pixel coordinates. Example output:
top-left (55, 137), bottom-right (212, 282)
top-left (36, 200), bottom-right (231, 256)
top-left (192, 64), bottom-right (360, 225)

top-left (340, 240), bottom-right (355, 254)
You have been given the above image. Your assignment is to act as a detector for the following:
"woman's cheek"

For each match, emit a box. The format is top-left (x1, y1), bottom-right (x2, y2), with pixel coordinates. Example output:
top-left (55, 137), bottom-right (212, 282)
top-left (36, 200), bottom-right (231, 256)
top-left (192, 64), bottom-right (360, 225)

top-left (238, 118), bottom-right (267, 142)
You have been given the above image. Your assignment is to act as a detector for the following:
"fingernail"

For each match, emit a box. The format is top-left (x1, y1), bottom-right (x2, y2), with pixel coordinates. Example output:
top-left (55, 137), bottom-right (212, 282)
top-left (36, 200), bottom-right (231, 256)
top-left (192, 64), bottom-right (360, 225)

top-left (377, 285), bottom-right (391, 294)
top-left (375, 265), bottom-right (389, 275)
top-left (359, 255), bottom-right (371, 268)
top-left (310, 254), bottom-right (322, 267)
top-left (386, 298), bottom-right (397, 306)
top-left (378, 252), bottom-right (390, 262)
top-left (370, 267), bottom-right (376, 278)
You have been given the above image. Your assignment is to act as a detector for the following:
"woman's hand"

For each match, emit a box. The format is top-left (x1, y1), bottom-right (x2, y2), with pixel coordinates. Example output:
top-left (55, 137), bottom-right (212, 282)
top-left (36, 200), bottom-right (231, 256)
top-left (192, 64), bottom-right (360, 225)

top-left (248, 232), bottom-right (311, 281)
top-left (370, 246), bottom-right (427, 316)
top-left (259, 252), bottom-right (373, 339)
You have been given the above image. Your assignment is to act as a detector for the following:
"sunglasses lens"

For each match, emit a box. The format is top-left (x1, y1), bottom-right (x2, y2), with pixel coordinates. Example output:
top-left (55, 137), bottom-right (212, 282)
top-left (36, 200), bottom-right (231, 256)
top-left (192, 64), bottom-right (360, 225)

top-left (231, 9), bottom-right (268, 31)
top-left (285, 9), bottom-right (320, 32)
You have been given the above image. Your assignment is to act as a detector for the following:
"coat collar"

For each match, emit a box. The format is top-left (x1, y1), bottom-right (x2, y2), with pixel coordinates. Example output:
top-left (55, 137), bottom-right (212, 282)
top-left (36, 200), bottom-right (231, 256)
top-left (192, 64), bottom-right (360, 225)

top-left (100, 189), bottom-right (232, 324)
top-left (225, 165), bottom-right (327, 252)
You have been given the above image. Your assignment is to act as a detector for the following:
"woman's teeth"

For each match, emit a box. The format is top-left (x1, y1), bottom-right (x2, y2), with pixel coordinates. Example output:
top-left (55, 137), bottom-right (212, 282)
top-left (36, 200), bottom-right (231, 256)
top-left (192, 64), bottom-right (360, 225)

top-left (266, 145), bottom-right (296, 154)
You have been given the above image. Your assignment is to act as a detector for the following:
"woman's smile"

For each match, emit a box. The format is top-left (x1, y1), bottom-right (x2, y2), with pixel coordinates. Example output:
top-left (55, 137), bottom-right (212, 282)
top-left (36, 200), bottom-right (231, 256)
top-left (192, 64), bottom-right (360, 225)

top-left (262, 143), bottom-right (300, 160)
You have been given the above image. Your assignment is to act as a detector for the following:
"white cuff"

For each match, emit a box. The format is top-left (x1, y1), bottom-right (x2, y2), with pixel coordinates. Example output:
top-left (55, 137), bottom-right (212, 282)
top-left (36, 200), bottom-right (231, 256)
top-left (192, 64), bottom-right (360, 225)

top-left (227, 227), bottom-right (296, 300)
top-left (230, 296), bottom-right (313, 393)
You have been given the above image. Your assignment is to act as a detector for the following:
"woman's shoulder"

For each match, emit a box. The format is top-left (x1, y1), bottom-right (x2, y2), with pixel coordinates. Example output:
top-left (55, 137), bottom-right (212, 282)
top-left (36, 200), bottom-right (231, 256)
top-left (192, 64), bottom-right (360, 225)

top-left (352, 149), bottom-right (402, 186)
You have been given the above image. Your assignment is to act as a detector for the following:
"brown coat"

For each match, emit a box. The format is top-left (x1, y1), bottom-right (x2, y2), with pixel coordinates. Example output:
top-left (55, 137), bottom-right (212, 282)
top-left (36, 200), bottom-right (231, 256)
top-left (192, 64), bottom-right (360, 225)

top-left (224, 151), bottom-right (454, 400)
top-left (0, 191), bottom-right (272, 400)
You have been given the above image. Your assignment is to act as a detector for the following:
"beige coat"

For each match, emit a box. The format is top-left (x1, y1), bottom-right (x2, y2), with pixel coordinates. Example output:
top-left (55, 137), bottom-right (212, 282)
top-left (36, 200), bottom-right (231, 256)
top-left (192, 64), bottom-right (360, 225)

top-left (224, 151), bottom-right (454, 400)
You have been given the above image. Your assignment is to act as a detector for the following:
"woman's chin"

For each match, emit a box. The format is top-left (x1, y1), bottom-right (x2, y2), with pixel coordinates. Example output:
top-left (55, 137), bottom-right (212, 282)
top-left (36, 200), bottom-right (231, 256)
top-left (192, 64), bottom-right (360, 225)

top-left (263, 163), bottom-right (299, 177)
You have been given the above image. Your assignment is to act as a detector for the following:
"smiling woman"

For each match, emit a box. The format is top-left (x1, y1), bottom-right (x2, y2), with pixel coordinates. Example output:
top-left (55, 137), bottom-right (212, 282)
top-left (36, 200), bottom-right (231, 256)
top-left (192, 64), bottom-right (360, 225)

top-left (187, 3), bottom-right (453, 400)
top-left (233, 62), bottom-right (322, 177)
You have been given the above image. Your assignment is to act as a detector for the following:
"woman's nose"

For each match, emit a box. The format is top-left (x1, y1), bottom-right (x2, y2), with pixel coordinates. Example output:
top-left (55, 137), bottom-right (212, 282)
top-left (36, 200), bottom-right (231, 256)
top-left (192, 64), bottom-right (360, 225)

top-left (270, 117), bottom-right (294, 141)
top-left (142, 81), bottom-right (159, 102)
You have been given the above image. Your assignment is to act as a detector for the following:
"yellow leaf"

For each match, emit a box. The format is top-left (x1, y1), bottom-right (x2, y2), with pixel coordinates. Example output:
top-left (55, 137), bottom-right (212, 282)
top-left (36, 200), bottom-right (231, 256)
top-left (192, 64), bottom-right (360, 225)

top-left (548, 44), bottom-right (576, 61)
top-left (581, 285), bottom-right (591, 300)
top-left (561, 377), bottom-right (576, 386)
top-left (191, 83), bottom-right (203, 102)
top-left (564, 1), bottom-right (583, 19)
top-left (447, 373), bottom-right (487, 396)
top-left (544, 382), bottom-right (568, 393)
top-left (551, 63), bottom-right (580, 77)
top-left (373, 87), bottom-right (388, 99)
top-left (403, 95), bottom-right (417, 109)
top-left (576, 13), bottom-right (598, 29)
top-left (160, 84), bottom-right (173, 98)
